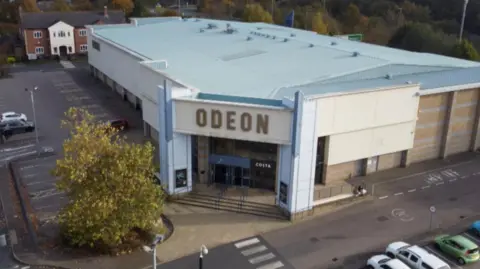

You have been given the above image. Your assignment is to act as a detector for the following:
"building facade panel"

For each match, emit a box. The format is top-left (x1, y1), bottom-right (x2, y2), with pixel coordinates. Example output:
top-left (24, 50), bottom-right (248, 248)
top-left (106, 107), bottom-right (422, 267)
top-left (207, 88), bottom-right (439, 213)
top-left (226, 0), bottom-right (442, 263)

top-left (377, 152), bottom-right (402, 171)
top-left (446, 89), bottom-right (479, 155)
top-left (324, 160), bottom-right (361, 184)
top-left (25, 29), bottom-right (50, 56)
top-left (48, 21), bottom-right (75, 55)
top-left (74, 27), bottom-right (88, 54)
top-left (409, 93), bottom-right (449, 163)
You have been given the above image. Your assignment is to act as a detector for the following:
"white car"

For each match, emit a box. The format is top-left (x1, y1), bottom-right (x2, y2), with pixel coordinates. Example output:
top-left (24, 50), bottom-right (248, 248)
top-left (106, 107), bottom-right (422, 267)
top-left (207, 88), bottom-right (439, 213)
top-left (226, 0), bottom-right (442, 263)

top-left (386, 242), bottom-right (450, 269)
top-left (1, 112), bottom-right (27, 122)
top-left (367, 254), bottom-right (410, 269)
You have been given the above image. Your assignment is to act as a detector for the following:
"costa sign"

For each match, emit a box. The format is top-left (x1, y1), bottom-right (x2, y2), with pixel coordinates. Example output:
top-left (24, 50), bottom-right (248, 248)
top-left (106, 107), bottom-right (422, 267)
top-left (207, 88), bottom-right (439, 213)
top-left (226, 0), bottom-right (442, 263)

top-left (195, 109), bottom-right (270, 135)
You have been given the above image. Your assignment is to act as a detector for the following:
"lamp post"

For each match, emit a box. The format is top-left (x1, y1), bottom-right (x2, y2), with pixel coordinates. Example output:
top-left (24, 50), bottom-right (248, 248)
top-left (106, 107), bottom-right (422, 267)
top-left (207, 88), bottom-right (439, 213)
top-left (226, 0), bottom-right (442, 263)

top-left (143, 234), bottom-right (164, 269)
top-left (24, 86), bottom-right (39, 144)
top-left (459, 0), bottom-right (469, 42)
top-left (199, 245), bottom-right (208, 269)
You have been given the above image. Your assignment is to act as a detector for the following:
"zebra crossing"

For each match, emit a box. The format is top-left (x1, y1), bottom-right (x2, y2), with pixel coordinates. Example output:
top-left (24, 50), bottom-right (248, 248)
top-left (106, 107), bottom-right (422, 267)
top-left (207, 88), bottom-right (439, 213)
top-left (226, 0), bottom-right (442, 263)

top-left (234, 237), bottom-right (285, 269)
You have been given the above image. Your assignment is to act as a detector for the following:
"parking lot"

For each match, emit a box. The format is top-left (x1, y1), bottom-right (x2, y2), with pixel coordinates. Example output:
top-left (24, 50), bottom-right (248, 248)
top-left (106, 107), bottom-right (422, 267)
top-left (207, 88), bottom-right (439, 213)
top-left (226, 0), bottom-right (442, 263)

top-left (0, 64), bottom-right (147, 245)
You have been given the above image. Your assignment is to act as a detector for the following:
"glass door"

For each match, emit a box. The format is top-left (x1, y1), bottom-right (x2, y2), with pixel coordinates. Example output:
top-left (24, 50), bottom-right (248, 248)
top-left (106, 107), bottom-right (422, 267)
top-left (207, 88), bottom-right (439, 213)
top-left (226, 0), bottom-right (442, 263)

top-left (234, 167), bottom-right (242, 186)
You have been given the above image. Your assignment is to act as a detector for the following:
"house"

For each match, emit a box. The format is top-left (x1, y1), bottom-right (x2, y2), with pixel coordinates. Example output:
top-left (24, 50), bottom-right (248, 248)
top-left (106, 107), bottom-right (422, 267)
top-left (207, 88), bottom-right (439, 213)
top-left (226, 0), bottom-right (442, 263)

top-left (19, 7), bottom-right (125, 60)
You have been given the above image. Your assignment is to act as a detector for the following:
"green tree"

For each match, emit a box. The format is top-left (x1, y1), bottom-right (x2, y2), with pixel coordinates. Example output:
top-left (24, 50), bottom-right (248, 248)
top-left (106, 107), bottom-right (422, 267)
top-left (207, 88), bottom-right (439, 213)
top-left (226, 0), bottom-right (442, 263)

top-left (130, 0), bottom-right (147, 17)
top-left (243, 3), bottom-right (273, 23)
top-left (53, 108), bottom-right (164, 248)
top-left (51, 0), bottom-right (72, 11)
top-left (341, 4), bottom-right (364, 33)
top-left (155, 7), bottom-right (179, 17)
top-left (72, 0), bottom-right (93, 11)
top-left (311, 12), bottom-right (328, 34)
top-left (21, 0), bottom-right (40, 12)
top-left (112, 0), bottom-right (134, 14)
top-left (400, 1), bottom-right (431, 22)
top-left (0, 3), bottom-right (19, 23)
top-left (451, 39), bottom-right (480, 61)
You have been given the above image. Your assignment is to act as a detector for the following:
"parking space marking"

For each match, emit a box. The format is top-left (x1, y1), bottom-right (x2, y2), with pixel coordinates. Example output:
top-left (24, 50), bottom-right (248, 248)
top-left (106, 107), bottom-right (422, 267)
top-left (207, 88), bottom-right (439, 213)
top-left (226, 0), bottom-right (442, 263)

top-left (408, 189), bottom-right (416, 193)
top-left (436, 182), bottom-right (445, 186)
top-left (462, 232), bottom-right (480, 244)
top-left (421, 186), bottom-right (430, 189)
top-left (379, 196), bottom-right (389, 200)
top-left (424, 246), bottom-right (463, 269)
top-left (60, 89), bottom-right (83, 94)
top-left (394, 192), bottom-right (403, 196)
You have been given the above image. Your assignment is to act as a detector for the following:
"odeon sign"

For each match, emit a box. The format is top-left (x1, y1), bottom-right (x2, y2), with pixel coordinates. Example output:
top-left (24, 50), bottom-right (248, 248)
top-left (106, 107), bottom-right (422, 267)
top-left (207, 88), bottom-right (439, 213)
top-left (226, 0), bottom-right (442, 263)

top-left (195, 109), bottom-right (270, 135)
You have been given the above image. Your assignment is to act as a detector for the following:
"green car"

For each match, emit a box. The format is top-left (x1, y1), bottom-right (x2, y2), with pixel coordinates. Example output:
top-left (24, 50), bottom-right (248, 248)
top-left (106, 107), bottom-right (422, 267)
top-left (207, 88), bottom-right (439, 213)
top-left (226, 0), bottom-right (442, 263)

top-left (434, 234), bottom-right (480, 265)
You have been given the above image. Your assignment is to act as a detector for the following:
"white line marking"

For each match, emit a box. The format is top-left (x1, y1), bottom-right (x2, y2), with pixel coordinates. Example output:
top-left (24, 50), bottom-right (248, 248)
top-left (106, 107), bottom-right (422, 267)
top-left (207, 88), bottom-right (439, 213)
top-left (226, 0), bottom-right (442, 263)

top-left (408, 189), bottom-right (416, 193)
top-left (449, 179), bottom-right (457, 182)
top-left (462, 232), bottom-right (480, 243)
top-left (461, 176), bottom-right (468, 179)
top-left (235, 238), bottom-right (260, 249)
top-left (421, 186), bottom-right (430, 189)
top-left (436, 182), bottom-right (445, 186)
top-left (379, 196), bottom-right (389, 200)
top-left (394, 192), bottom-right (404, 196)
top-left (425, 246), bottom-right (462, 269)
top-left (372, 160), bottom-right (474, 188)
top-left (0, 144), bottom-right (35, 153)
top-left (241, 245), bottom-right (268, 256)
top-left (256, 261), bottom-right (284, 269)
top-left (249, 253), bottom-right (276, 264)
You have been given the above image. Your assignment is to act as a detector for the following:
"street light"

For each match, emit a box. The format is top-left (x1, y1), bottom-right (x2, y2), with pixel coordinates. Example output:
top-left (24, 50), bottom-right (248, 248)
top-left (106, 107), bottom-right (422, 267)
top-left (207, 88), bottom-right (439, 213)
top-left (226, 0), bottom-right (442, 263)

top-left (459, 0), bottom-right (469, 42)
top-left (143, 234), bottom-right (164, 269)
top-left (199, 245), bottom-right (208, 269)
top-left (24, 86), bottom-right (39, 144)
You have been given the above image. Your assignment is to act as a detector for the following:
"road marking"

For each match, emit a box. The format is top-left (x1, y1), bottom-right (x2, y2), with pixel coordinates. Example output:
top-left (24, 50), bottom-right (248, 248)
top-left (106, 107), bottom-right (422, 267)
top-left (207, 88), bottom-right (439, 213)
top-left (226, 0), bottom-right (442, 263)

top-left (460, 176), bottom-right (468, 179)
top-left (394, 192), bottom-right (404, 196)
top-left (60, 89), bottom-right (82, 94)
top-left (421, 186), bottom-right (430, 189)
top-left (462, 232), bottom-right (480, 243)
top-left (241, 245), bottom-right (268, 256)
top-left (391, 208), bottom-right (414, 222)
top-left (235, 238), bottom-right (260, 248)
top-left (408, 189), bottom-right (416, 193)
top-left (424, 246), bottom-right (463, 269)
top-left (379, 196), bottom-right (389, 200)
top-left (256, 261), bottom-right (284, 269)
top-left (0, 144), bottom-right (35, 153)
top-left (449, 178), bottom-right (457, 182)
top-left (436, 182), bottom-right (445, 186)
top-left (249, 253), bottom-right (276, 264)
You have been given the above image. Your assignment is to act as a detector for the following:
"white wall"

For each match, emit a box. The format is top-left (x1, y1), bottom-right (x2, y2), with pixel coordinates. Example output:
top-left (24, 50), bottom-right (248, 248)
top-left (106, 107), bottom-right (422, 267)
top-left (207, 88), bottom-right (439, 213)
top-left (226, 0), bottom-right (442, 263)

top-left (174, 99), bottom-right (293, 145)
top-left (327, 122), bottom-right (416, 165)
top-left (48, 21), bottom-right (75, 55)
top-left (316, 85), bottom-right (420, 136)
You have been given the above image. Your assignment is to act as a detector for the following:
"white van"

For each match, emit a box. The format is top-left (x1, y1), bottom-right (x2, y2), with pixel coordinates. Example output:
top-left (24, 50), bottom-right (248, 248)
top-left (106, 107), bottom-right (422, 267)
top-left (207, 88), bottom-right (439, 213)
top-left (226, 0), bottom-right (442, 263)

top-left (386, 242), bottom-right (451, 269)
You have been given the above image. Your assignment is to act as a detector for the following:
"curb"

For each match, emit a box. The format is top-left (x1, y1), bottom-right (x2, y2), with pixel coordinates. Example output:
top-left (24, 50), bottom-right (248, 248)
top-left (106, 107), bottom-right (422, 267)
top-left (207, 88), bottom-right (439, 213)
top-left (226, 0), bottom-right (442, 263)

top-left (160, 214), bottom-right (175, 243)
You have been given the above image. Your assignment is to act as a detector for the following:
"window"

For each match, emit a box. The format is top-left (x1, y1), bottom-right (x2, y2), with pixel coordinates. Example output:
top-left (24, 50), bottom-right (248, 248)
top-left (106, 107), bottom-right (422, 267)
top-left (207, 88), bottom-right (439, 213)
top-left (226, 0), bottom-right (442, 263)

top-left (399, 251), bottom-right (409, 258)
top-left (92, 40), bottom-right (100, 51)
top-left (68, 46), bottom-right (72, 53)
top-left (380, 265), bottom-right (392, 269)
top-left (33, 31), bottom-right (42, 38)
top-left (67, 31), bottom-right (70, 37)
top-left (80, 44), bottom-right (88, 52)
top-left (409, 255), bottom-right (419, 262)
top-left (53, 32), bottom-right (56, 37)
top-left (53, 47), bottom-right (58, 53)
top-left (79, 29), bottom-right (87, 36)
top-left (175, 169), bottom-right (187, 188)
top-left (421, 262), bottom-right (433, 269)
top-left (35, 47), bottom-right (44, 54)
top-left (58, 31), bottom-right (66, 37)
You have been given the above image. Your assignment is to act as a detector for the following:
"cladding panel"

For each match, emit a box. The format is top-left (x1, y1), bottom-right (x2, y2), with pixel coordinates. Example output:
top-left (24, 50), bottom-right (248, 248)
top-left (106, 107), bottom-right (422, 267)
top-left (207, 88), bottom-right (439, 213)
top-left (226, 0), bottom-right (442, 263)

top-left (447, 89), bottom-right (478, 155)
top-left (377, 152), bottom-right (402, 171)
top-left (325, 160), bottom-right (359, 184)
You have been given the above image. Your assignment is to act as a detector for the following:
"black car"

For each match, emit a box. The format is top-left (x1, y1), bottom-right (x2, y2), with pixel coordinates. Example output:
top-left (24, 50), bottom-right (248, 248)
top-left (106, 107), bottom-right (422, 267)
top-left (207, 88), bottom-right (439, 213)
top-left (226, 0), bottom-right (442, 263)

top-left (108, 119), bottom-right (129, 130)
top-left (0, 119), bottom-right (35, 138)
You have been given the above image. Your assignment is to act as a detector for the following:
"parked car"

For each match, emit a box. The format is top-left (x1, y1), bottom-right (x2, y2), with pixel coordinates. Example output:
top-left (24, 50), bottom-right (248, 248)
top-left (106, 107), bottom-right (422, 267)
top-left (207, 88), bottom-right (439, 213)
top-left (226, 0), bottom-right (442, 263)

top-left (471, 221), bottom-right (480, 236)
top-left (0, 119), bottom-right (35, 137)
top-left (1, 111), bottom-right (27, 123)
top-left (434, 234), bottom-right (479, 264)
top-left (108, 119), bottom-right (129, 130)
top-left (386, 242), bottom-right (450, 269)
top-left (367, 254), bottom-right (410, 269)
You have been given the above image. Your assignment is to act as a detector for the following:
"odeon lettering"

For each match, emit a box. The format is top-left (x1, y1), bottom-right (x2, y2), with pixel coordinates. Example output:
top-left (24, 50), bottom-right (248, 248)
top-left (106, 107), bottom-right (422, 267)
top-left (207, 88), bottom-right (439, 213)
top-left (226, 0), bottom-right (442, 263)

top-left (195, 109), bottom-right (269, 134)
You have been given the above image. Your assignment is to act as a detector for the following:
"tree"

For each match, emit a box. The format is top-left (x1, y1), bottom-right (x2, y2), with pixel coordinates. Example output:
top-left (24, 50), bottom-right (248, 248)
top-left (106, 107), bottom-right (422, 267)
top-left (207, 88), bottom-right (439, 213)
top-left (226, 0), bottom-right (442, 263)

top-left (341, 4), bottom-right (364, 33)
top-left (0, 3), bottom-right (19, 23)
top-left (222, 0), bottom-right (235, 18)
top-left (311, 12), bottom-right (328, 34)
top-left (53, 108), bottom-right (164, 249)
top-left (112, 0), bottom-right (134, 14)
top-left (51, 0), bottom-right (72, 12)
top-left (451, 39), bottom-right (480, 61)
top-left (21, 0), bottom-right (40, 12)
top-left (243, 3), bottom-right (273, 23)
top-left (130, 0), bottom-right (147, 17)
top-left (72, 0), bottom-right (93, 11)
top-left (155, 7), bottom-right (178, 17)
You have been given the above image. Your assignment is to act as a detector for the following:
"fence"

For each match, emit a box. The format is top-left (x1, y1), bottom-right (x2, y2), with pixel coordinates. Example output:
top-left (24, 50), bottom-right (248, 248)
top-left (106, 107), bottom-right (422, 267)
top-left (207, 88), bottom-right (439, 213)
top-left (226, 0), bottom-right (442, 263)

top-left (313, 183), bottom-right (354, 200)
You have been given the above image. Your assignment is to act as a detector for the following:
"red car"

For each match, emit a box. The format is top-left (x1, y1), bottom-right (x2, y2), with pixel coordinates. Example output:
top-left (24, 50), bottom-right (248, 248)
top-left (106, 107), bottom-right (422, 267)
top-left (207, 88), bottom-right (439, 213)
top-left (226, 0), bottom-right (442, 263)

top-left (108, 119), bottom-right (129, 130)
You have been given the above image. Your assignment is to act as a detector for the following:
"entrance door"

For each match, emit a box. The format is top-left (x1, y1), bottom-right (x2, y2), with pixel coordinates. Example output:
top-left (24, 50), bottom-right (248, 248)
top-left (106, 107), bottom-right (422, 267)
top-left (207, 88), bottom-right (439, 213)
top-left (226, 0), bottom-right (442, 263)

top-left (233, 167), bottom-right (242, 186)
top-left (214, 164), bottom-right (228, 184)
top-left (59, 46), bottom-right (67, 57)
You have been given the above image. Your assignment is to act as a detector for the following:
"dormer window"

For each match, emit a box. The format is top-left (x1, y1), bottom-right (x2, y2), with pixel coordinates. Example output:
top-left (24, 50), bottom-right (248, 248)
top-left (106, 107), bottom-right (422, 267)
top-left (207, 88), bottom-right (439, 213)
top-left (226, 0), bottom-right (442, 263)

top-left (58, 31), bottom-right (66, 37)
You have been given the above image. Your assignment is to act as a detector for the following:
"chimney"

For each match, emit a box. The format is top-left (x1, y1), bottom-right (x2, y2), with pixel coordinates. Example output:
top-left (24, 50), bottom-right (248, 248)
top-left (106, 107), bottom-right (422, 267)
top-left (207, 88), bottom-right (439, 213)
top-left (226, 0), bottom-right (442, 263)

top-left (104, 6), bottom-right (108, 19)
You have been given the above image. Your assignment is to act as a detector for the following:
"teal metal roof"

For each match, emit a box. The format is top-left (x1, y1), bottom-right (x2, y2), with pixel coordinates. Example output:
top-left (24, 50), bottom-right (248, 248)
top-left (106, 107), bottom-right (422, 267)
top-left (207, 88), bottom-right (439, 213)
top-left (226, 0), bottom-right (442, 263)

top-left (93, 18), bottom-right (480, 100)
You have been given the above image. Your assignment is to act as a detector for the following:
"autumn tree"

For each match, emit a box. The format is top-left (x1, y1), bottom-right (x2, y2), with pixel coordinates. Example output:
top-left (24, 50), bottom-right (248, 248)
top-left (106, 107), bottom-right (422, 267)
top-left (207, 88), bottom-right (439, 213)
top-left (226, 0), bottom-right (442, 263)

top-left (341, 4), bottom-right (366, 33)
top-left (243, 3), bottom-right (273, 23)
top-left (53, 108), bottom-right (165, 249)
top-left (112, 0), bottom-right (134, 14)
top-left (155, 7), bottom-right (178, 17)
top-left (72, 0), bottom-right (93, 11)
top-left (21, 0), bottom-right (40, 12)
top-left (311, 12), bottom-right (328, 34)
top-left (451, 39), bottom-right (480, 61)
top-left (51, 0), bottom-right (72, 12)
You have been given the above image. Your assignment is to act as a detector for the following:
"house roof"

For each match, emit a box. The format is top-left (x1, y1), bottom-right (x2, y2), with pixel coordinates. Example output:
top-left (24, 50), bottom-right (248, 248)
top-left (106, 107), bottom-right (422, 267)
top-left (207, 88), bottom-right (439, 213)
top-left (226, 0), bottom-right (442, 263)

top-left (92, 17), bottom-right (480, 100)
top-left (20, 10), bottom-right (125, 29)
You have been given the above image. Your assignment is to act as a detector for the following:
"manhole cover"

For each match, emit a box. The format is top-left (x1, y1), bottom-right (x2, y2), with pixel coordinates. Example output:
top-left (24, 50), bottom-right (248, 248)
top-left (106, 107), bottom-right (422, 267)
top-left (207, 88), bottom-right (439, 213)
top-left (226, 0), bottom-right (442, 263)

top-left (449, 197), bottom-right (458, 202)
top-left (332, 257), bottom-right (338, 262)
top-left (460, 215), bottom-right (466, 219)
top-left (310, 237), bottom-right (319, 243)
top-left (377, 216), bottom-right (389, 222)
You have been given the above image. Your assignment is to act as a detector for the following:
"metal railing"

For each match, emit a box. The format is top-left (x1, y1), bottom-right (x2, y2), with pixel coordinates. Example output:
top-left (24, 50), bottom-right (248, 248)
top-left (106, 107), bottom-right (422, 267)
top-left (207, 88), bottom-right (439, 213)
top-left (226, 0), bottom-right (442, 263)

top-left (314, 183), bottom-right (354, 200)
top-left (215, 184), bottom-right (228, 210)
top-left (238, 186), bottom-right (248, 209)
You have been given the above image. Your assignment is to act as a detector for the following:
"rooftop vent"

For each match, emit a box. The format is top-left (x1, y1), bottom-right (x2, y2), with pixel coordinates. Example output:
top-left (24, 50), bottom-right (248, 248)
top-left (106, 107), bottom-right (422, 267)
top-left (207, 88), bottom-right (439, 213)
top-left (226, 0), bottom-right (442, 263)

top-left (352, 51), bottom-right (360, 57)
top-left (272, 36), bottom-right (276, 39)
top-left (257, 27), bottom-right (262, 30)
top-left (199, 29), bottom-right (205, 33)
top-left (284, 38), bottom-right (289, 42)
top-left (385, 73), bottom-right (393, 79)
top-left (246, 36), bottom-right (253, 41)
top-left (225, 28), bottom-right (237, 34)
top-left (309, 43), bottom-right (314, 47)
top-left (195, 18), bottom-right (201, 22)
top-left (207, 23), bottom-right (218, 29)
top-left (331, 41), bottom-right (337, 46)
top-left (290, 33), bottom-right (296, 37)
top-left (406, 81), bottom-right (412, 84)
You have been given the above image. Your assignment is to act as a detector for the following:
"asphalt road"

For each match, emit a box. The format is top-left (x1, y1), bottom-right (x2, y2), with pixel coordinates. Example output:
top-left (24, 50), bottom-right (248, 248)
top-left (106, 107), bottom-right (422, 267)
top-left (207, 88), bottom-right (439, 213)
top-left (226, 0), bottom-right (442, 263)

top-left (158, 156), bottom-right (480, 269)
